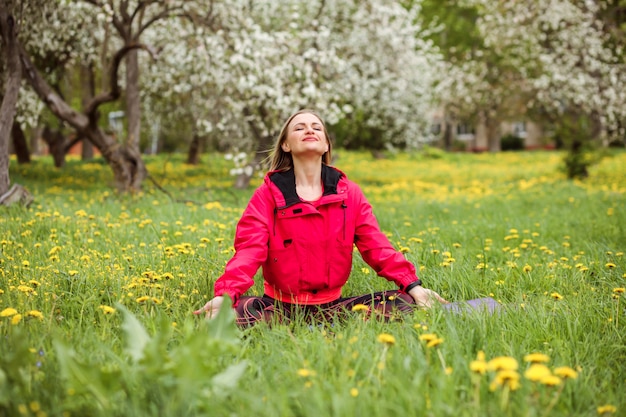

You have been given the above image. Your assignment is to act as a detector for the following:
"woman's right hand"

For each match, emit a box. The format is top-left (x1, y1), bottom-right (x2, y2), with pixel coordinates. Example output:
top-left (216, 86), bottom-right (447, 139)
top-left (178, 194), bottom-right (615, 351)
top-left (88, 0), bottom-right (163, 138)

top-left (193, 296), bottom-right (224, 319)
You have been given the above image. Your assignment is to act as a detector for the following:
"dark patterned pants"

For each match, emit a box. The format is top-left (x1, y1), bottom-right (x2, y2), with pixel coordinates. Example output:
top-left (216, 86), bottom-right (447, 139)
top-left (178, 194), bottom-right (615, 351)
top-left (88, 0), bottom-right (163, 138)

top-left (234, 290), bottom-right (415, 327)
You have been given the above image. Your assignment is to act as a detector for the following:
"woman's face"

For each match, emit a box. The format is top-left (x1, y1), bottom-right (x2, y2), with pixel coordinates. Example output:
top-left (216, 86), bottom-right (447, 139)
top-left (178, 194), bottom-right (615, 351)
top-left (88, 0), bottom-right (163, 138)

top-left (281, 113), bottom-right (329, 159)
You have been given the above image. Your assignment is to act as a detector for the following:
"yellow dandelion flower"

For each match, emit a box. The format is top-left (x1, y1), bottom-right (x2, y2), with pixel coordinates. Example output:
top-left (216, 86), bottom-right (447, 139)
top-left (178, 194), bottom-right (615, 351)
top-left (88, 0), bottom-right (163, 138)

top-left (524, 353), bottom-right (550, 363)
top-left (524, 364), bottom-right (552, 382)
top-left (550, 292), bottom-right (563, 300)
top-left (351, 304), bottom-right (369, 312)
top-left (297, 368), bottom-right (315, 378)
top-left (487, 356), bottom-right (519, 371)
top-left (613, 288), bottom-right (625, 294)
top-left (11, 314), bottom-right (22, 325)
top-left (377, 333), bottom-right (396, 346)
top-left (135, 295), bottom-right (150, 303)
top-left (426, 338), bottom-right (444, 348)
top-left (605, 263), bottom-right (616, 269)
top-left (553, 366), bottom-right (578, 380)
top-left (98, 305), bottom-right (116, 315)
top-left (350, 388), bottom-right (359, 397)
top-left (418, 333), bottom-right (438, 342)
top-left (470, 360), bottom-right (488, 375)
top-left (597, 405), bottom-right (617, 414)
top-left (493, 370), bottom-right (521, 391)
top-left (540, 374), bottom-right (562, 386)
top-left (26, 310), bottom-right (44, 319)
top-left (1, 307), bottom-right (18, 317)
top-left (22, 260), bottom-right (30, 267)
top-left (523, 265), bottom-right (532, 272)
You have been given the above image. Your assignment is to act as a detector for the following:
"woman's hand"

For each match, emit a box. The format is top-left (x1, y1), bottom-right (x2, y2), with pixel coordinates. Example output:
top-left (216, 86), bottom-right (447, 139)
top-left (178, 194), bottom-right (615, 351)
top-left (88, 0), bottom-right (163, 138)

top-left (408, 286), bottom-right (448, 308)
top-left (193, 296), bottom-right (224, 319)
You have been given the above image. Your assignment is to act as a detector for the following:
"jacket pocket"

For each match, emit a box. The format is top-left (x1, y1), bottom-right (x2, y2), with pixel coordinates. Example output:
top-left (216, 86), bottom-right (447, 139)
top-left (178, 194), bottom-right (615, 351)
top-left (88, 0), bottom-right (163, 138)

top-left (265, 246), bottom-right (302, 294)
top-left (327, 239), bottom-right (354, 290)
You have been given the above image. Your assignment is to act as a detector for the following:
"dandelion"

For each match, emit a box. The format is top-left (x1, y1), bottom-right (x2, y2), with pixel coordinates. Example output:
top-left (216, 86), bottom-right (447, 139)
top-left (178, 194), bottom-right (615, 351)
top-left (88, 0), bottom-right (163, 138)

top-left (487, 356), bottom-right (519, 372)
top-left (11, 314), bottom-right (22, 325)
top-left (605, 263), bottom-right (616, 269)
top-left (470, 360), bottom-right (488, 375)
top-left (135, 295), bottom-right (150, 303)
top-left (523, 265), bottom-right (532, 272)
top-left (297, 368), bottom-right (315, 378)
top-left (351, 304), bottom-right (369, 312)
top-left (1, 307), bottom-right (18, 317)
top-left (550, 292), bottom-right (563, 300)
top-left (613, 288), bottom-right (625, 294)
top-left (524, 353), bottom-right (550, 363)
top-left (491, 370), bottom-right (521, 391)
top-left (597, 405), bottom-right (617, 414)
top-left (418, 333), bottom-right (438, 342)
top-left (377, 333), bottom-right (396, 346)
top-left (350, 388), bottom-right (359, 397)
top-left (426, 338), bottom-right (444, 348)
top-left (553, 366), bottom-right (578, 380)
top-left (540, 374), bottom-right (562, 386)
top-left (524, 364), bottom-right (552, 382)
top-left (26, 310), bottom-right (44, 319)
top-left (98, 305), bottom-right (116, 315)
top-left (22, 260), bottom-right (30, 267)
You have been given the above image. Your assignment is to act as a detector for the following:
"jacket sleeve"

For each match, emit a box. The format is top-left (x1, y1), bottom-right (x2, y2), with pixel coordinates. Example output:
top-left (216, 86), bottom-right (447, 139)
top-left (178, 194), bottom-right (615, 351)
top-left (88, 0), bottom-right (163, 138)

top-left (352, 184), bottom-right (419, 290)
top-left (213, 186), bottom-right (271, 304)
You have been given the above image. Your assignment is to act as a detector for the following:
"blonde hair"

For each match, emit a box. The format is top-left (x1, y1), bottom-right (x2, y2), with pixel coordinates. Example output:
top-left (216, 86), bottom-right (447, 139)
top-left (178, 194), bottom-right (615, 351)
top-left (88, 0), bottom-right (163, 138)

top-left (268, 109), bottom-right (333, 172)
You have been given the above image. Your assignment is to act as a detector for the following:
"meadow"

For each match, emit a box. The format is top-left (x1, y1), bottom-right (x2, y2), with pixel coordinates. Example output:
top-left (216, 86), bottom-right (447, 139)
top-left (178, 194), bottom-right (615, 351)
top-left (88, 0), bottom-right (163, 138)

top-left (1, 149), bottom-right (625, 417)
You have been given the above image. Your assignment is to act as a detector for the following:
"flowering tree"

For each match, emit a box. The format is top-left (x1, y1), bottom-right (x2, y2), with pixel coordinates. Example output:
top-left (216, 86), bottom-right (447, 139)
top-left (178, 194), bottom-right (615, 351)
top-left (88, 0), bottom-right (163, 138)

top-left (430, 0), bottom-right (626, 160)
top-left (142, 0), bottom-right (442, 188)
top-left (5, 0), bottom-right (207, 192)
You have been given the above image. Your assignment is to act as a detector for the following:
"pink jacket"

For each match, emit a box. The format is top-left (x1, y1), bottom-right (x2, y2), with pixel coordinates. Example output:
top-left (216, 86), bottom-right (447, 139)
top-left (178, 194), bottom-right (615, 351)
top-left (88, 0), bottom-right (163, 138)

top-left (213, 165), bottom-right (420, 305)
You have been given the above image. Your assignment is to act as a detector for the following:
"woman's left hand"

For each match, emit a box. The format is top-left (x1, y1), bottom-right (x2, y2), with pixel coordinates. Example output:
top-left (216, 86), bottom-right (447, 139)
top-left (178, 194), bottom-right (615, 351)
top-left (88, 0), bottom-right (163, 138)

top-left (408, 286), bottom-right (448, 308)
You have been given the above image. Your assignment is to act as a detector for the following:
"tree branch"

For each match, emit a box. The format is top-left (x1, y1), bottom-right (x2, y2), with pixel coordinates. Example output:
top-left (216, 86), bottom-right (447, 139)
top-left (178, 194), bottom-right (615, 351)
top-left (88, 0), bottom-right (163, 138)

top-left (84, 42), bottom-right (158, 115)
top-left (19, 43), bottom-right (89, 130)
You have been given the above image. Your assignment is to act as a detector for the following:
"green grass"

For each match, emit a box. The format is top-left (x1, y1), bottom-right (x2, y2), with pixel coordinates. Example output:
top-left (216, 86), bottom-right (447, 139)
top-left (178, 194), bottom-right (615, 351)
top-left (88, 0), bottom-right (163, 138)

top-left (1, 150), bottom-right (625, 417)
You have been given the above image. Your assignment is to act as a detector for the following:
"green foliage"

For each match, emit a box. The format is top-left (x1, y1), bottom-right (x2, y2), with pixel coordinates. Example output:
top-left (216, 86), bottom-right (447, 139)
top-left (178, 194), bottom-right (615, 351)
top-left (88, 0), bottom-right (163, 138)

top-left (500, 134), bottom-right (525, 151)
top-left (418, 0), bottom-right (484, 62)
top-left (331, 109), bottom-right (387, 150)
top-left (553, 112), bottom-right (603, 180)
top-left (51, 299), bottom-right (246, 416)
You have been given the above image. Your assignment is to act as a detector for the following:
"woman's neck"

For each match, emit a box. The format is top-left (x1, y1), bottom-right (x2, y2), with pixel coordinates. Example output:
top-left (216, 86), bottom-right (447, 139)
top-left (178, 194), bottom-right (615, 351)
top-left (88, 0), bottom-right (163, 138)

top-left (293, 159), bottom-right (323, 201)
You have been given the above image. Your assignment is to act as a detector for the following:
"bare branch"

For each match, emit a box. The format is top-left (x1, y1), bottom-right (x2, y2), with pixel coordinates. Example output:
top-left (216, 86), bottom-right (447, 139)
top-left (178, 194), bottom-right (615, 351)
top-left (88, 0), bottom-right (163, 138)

top-left (84, 42), bottom-right (158, 115)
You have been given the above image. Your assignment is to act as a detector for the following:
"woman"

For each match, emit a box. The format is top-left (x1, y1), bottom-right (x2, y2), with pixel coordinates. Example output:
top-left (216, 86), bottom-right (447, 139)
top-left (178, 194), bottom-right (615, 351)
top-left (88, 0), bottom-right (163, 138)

top-left (195, 109), bottom-right (447, 326)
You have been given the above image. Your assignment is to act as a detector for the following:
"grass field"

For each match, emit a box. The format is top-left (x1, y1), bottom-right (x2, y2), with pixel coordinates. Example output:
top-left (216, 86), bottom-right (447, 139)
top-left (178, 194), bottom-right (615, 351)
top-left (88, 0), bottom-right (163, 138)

top-left (1, 149), bottom-right (625, 417)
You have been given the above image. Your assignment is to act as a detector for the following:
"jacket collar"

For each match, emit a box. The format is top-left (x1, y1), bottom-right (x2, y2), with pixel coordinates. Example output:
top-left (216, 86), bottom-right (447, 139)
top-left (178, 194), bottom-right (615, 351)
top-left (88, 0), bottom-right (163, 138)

top-left (267, 165), bottom-right (344, 208)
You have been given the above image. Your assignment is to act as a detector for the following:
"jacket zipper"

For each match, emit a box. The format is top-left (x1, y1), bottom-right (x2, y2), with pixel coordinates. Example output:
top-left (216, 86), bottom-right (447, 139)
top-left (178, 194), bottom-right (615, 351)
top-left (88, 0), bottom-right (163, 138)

top-left (341, 200), bottom-right (347, 241)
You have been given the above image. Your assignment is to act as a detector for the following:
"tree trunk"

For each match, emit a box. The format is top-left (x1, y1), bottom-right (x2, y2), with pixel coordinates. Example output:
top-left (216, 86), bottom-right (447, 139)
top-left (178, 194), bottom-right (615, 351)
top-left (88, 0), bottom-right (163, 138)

top-left (80, 63), bottom-right (95, 160)
top-left (187, 133), bottom-right (202, 165)
top-left (19, 37), bottom-right (148, 191)
top-left (30, 126), bottom-right (43, 155)
top-left (126, 49), bottom-right (141, 151)
top-left (88, 128), bottom-right (146, 190)
top-left (486, 114), bottom-right (501, 153)
top-left (0, 7), bottom-right (22, 196)
top-left (42, 126), bottom-right (67, 168)
top-left (12, 121), bottom-right (30, 163)
top-left (234, 135), bottom-right (272, 189)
